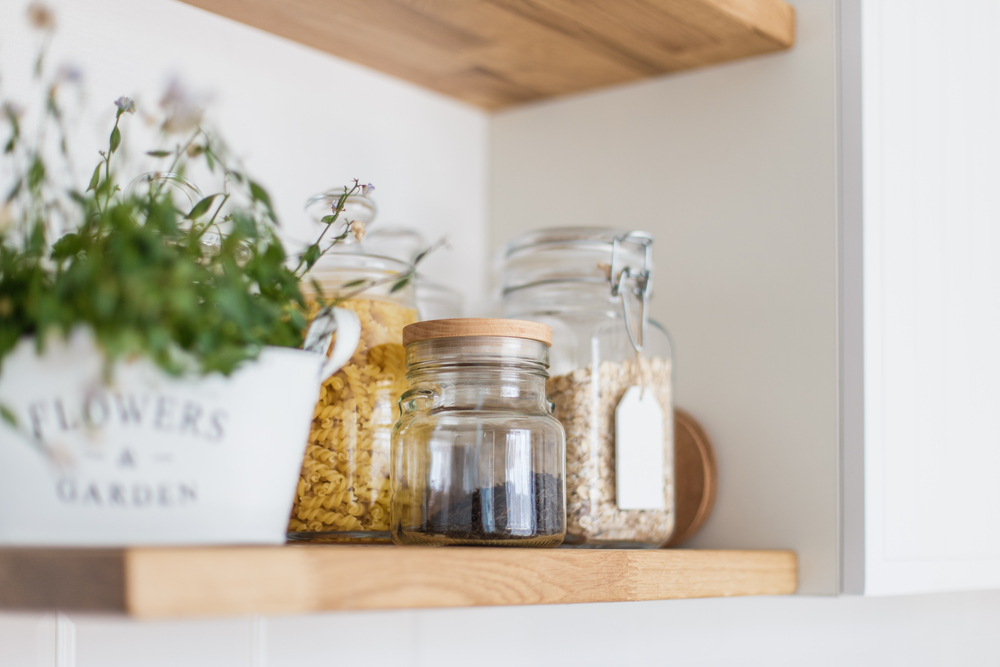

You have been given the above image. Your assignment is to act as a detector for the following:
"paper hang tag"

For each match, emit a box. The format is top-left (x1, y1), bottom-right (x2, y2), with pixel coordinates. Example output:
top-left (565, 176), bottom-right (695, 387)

top-left (615, 385), bottom-right (666, 511)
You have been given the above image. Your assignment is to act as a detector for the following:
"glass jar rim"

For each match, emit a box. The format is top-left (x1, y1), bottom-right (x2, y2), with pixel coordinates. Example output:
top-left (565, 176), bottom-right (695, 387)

top-left (504, 227), bottom-right (653, 258)
top-left (306, 250), bottom-right (412, 273)
top-left (501, 227), bottom-right (654, 297)
top-left (302, 251), bottom-right (416, 304)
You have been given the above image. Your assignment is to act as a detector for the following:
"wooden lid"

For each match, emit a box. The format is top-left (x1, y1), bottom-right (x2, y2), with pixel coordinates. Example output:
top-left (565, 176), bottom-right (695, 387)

top-left (665, 408), bottom-right (718, 548)
top-left (403, 318), bottom-right (553, 346)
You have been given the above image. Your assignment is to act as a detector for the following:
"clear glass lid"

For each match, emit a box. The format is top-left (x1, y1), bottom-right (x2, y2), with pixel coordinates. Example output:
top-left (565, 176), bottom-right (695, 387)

top-left (124, 172), bottom-right (251, 263)
top-left (502, 227), bottom-right (654, 295)
top-left (503, 227), bottom-right (656, 353)
top-left (304, 187), bottom-right (378, 249)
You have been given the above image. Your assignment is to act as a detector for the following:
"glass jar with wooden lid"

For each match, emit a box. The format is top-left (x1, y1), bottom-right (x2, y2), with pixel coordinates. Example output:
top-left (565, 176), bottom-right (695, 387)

top-left (391, 318), bottom-right (566, 547)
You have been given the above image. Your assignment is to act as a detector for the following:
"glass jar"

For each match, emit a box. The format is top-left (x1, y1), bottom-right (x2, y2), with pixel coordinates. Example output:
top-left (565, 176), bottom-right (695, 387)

top-left (124, 172), bottom-right (252, 263)
top-left (391, 319), bottom-right (566, 547)
top-left (287, 252), bottom-right (418, 542)
top-left (304, 188), bottom-right (377, 250)
top-left (364, 227), bottom-right (464, 320)
top-left (501, 228), bottom-right (675, 547)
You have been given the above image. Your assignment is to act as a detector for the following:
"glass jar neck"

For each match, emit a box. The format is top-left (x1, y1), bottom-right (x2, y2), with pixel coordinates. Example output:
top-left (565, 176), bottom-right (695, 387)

top-left (408, 368), bottom-right (549, 412)
top-left (503, 281), bottom-right (622, 318)
top-left (404, 336), bottom-right (551, 412)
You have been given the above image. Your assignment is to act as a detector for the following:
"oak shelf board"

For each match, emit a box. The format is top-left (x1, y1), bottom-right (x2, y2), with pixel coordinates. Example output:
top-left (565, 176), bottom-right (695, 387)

top-left (0, 545), bottom-right (797, 618)
top-left (177, 0), bottom-right (796, 109)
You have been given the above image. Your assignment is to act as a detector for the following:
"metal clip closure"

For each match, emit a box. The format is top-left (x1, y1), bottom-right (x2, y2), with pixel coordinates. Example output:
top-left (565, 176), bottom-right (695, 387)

top-left (609, 233), bottom-right (653, 354)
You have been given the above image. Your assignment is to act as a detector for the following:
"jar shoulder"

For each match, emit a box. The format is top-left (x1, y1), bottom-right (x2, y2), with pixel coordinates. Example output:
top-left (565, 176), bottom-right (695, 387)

top-left (394, 409), bottom-right (565, 435)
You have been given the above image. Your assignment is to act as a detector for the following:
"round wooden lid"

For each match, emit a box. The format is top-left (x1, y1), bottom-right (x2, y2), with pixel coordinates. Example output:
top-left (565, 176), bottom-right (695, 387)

top-left (403, 318), bottom-right (553, 346)
top-left (665, 408), bottom-right (718, 548)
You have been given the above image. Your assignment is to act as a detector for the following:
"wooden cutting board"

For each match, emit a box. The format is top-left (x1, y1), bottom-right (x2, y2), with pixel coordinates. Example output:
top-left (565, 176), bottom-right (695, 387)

top-left (666, 409), bottom-right (718, 547)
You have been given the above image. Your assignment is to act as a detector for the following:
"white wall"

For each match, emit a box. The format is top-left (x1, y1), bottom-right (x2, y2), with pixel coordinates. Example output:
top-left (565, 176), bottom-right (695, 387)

top-left (0, 0), bottom-right (490, 310)
top-left (5, 589), bottom-right (1000, 666)
top-left (859, 0), bottom-right (1000, 594)
top-left (491, 0), bottom-right (840, 594)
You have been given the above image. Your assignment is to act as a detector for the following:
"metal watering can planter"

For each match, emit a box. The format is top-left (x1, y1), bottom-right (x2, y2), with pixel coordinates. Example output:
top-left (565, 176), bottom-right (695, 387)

top-left (0, 308), bottom-right (361, 546)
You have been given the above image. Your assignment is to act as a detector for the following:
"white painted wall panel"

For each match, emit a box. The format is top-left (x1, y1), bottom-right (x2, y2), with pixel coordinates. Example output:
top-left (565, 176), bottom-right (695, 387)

top-left (0, 613), bottom-right (55, 667)
top-left (8, 591), bottom-right (1000, 666)
top-left (72, 615), bottom-right (253, 667)
top-left (862, 0), bottom-right (1000, 594)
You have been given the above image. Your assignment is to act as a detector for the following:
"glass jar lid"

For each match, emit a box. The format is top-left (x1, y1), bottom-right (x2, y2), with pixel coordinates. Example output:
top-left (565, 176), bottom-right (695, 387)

top-left (402, 318), bottom-right (552, 373)
top-left (302, 251), bottom-right (416, 305)
top-left (403, 318), bottom-right (552, 346)
top-left (305, 187), bottom-right (377, 248)
top-left (502, 227), bottom-right (653, 294)
top-left (502, 227), bottom-right (655, 353)
top-left (123, 172), bottom-right (252, 263)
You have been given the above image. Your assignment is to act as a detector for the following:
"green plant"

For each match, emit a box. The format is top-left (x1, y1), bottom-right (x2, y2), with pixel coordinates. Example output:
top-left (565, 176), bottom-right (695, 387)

top-left (0, 5), bottom-right (426, 383)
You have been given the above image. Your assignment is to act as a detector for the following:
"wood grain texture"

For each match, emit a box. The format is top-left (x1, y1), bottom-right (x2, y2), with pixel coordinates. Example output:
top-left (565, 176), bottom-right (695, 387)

top-left (0, 546), bottom-right (796, 617)
top-left (403, 318), bottom-right (553, 345)
top-left (666, 408), bottom-right (719, 547)
top-left (177, 0), bottom-right (795, 108)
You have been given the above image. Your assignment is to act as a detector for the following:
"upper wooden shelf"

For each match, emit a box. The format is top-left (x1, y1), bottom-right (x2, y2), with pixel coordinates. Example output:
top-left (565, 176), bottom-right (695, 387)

top-left (0, 546), bottom-right (796, 618)
top-left (178, 0), bottom-right (796, 109)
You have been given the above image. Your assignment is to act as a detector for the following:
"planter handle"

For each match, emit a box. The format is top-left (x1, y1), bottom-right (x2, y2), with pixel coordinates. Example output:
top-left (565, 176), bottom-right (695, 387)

top-left (302, 307), bottom-right (362, 382)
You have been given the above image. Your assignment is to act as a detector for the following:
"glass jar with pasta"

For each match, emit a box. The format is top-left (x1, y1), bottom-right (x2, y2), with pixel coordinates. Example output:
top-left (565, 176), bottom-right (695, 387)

top-left (287, 252), bottom-right (418, 542)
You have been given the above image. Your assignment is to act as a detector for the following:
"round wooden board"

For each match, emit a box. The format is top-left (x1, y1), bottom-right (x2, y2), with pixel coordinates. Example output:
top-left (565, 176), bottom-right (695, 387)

top-left (665, 408), bottom-right (718, 547)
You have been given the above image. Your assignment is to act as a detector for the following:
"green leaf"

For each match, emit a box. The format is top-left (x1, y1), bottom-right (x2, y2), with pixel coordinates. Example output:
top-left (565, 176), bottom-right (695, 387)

top-left (320, 215), bottom-right (336, 224)
top-left (342, 279), bottom-right (367, 288)
top-left (248, 180), bottom-right (278, 223)
top-left (302, 244), bottom-right (320, 270)
top-left (231, 211), bottom-right (258, 239)
top-left (205, 150), bottom-right (215, 172)
top-left (110, 125), bottom-right (121, 153)
top-left (412, 238), bottom-right (446, 267)
top-left (249, 181), bottom-right (271, 207)
top-left (28, 156), bottom-right (45, 191)
top-left (4, 178), bottom-right (23, 204)
top-left (390, 277), bottom-right (411, 293)
top-left (87, 164), bottom-right (101, 192)
top-left (185, 194), bottom-right (219, 220)
top-left (0, 405), bottom-right (16, 428)
top-left (52, 233), bottom-right (82, 259)
top-left (146, 150), bottom-right (172, 158)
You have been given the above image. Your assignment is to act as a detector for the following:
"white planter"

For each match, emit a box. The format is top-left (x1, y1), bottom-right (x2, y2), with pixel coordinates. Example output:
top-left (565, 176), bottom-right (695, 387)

top-left (0, 309), bottom-right (360, 546)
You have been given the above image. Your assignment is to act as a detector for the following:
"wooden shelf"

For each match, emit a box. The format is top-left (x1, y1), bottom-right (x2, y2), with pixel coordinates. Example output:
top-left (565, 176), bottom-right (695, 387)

top-left (178, 0), bottom-right (796, 109)
top-left (0, 546), bottom-right (796, 618)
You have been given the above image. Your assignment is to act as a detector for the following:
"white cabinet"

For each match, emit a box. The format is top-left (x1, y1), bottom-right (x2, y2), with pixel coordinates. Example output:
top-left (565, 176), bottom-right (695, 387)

top-left (843, 0), bottom-right (1000, 595)
top-left (494, 0), bottom-right (1000, 595)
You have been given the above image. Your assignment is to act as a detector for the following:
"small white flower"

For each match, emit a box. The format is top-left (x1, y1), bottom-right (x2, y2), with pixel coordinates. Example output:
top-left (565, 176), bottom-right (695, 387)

top-left (159, 78), bottom-right (205, 134)
top-left (56, 64), bottom-right (83, 83)
top-left (361, 183), bottom-right (375, 197)
top-left (352, 221), bottom-right (367, 242)
top-left (115, 96), bottom-right (136, 114)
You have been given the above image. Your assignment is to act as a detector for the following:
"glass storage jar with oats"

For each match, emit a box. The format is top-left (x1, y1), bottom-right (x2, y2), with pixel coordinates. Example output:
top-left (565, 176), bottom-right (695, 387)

top-left (287, 251), bottom-right (418, 542)
top-left (501, 228), bottom-right (674, 547)
top-left (391, 319), bottom-right (566, 547)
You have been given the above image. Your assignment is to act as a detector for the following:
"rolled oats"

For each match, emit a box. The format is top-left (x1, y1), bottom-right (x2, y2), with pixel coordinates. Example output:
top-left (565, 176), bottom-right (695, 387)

top-left (547, 356), bottom-right (674, 545)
